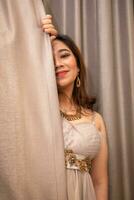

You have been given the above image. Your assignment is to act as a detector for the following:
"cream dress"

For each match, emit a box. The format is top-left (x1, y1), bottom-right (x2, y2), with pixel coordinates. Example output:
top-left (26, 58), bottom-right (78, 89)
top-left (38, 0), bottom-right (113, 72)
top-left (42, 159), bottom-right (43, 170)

top-left (62, 114), bottom-right (101, 200)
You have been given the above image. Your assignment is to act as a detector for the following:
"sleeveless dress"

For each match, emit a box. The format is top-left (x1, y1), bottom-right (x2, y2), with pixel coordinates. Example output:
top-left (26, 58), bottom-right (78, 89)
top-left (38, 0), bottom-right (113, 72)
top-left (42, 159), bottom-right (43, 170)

top-left (62, 114), bottom-right (101, 200)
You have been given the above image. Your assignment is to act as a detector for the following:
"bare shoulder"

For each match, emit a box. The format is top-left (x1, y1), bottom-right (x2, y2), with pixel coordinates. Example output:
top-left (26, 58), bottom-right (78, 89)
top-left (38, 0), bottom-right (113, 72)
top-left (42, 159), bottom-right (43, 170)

top-left (81, 108), bottom-right (107, 136)
top-left (94, 111), bottom-right (104, 125)
top-left (93, 111), bottom-right (107, 136)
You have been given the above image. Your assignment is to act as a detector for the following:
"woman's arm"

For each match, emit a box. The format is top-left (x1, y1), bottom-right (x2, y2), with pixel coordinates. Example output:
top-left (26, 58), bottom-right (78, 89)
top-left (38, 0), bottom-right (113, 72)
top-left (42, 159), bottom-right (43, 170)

top-left (91, 112), bottom-right (108, 200)
top-left (41, 15), bottom-right (58, 40)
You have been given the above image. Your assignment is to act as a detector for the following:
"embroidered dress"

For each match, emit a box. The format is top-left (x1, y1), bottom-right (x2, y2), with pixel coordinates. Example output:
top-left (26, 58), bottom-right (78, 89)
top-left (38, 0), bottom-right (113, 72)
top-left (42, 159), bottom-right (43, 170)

top-left (62, 116), bottom-right (101, 200)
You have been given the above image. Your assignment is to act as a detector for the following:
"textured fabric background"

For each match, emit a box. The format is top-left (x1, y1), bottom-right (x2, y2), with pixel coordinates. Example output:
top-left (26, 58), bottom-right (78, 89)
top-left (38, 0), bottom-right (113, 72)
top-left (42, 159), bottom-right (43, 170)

top-left (0, 0), bottom-right (67, 199)
top-left (44, 0), bottom-right (134, 199)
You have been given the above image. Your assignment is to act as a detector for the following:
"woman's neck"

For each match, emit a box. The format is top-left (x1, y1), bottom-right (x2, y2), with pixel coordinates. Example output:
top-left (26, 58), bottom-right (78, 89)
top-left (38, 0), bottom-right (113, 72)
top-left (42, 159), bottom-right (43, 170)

top-left (59, 94), bottom-right (74, 112)
top-left (58, 85), bottom-right (76, 113)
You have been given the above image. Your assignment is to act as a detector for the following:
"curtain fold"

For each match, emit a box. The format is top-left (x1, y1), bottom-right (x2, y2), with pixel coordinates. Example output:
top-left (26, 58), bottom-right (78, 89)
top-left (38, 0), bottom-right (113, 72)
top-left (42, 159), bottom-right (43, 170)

top-left (0, 0), bottom-right (67, 199)
top-left (46, 0), bottom-right (134, 199)
top-left (97, 0), bottom-right (134, 199)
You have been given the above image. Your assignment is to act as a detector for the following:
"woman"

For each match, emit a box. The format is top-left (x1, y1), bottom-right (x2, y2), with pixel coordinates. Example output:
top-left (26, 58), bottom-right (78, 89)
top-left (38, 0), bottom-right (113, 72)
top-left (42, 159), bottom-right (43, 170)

top-left (41, 15), bottom-right (108, 200)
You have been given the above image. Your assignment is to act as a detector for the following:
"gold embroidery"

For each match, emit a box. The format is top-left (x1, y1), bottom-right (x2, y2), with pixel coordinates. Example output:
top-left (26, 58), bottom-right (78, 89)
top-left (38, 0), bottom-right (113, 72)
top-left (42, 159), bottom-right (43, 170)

top-left (64, 149), bottom-right (92, 173)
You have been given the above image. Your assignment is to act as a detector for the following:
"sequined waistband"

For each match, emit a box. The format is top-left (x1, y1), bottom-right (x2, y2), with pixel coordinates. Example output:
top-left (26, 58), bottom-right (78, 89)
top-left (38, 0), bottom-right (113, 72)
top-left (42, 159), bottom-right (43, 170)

top-left (64, 149), bottom-right (92, 173)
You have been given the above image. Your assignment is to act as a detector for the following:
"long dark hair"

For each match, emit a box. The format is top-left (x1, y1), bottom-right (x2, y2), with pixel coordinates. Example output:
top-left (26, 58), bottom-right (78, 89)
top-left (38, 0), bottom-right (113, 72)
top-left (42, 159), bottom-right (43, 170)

top-left (54, 34), bottom-right (96, 111)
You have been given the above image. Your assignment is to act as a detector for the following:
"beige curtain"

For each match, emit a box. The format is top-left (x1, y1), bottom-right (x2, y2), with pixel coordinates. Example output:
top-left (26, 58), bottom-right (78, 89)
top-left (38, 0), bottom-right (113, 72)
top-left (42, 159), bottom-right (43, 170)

top-left (0, 0), bottom-right (67, 199)
top-left (46, 0), bottom-right (134, 199)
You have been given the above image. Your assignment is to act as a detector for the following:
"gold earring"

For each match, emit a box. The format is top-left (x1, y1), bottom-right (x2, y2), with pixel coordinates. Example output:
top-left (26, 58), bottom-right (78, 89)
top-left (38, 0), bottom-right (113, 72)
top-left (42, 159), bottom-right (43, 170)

top-left (76, 76), bottom-right (81, 87)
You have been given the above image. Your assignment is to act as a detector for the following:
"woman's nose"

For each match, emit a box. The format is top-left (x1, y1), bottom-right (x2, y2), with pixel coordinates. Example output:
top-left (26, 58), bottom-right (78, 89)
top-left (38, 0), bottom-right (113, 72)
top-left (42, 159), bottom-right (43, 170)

top-left (55, 58), bottom-right (63, 69)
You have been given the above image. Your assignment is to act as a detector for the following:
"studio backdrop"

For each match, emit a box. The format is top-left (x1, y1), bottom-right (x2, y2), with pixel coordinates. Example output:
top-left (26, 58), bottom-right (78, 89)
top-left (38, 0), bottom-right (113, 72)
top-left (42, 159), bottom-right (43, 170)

top-left (43, 0), bottom-right (134, 200)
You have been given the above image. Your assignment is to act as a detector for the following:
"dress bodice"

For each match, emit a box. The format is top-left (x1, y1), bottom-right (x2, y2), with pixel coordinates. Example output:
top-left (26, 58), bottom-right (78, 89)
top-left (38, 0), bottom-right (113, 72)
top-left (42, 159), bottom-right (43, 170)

top-left (62, 118), bottom-right (101, 160)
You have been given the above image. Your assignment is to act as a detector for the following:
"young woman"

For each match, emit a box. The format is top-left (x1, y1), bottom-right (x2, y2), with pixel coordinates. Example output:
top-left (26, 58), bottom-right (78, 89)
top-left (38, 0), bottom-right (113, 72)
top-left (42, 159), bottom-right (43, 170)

top-left (41, 15), bottom-right (108, 200)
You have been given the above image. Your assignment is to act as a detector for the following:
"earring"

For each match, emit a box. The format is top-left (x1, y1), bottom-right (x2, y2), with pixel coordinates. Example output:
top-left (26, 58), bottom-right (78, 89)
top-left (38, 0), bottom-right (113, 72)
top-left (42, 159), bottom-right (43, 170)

top-left (76, 76), bottom-right (81, 87)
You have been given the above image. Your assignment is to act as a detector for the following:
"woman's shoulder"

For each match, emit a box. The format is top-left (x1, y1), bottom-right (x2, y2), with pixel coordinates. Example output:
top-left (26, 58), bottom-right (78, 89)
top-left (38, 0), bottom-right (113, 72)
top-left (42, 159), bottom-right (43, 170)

top-left (93, 111), bottom-right (104, 123)
top-left (82, 108), bottom-right (106, 132)
top-left (82, 108), bottom-right (102, 119)
top-left (93, 111), bottom-right (107, 136)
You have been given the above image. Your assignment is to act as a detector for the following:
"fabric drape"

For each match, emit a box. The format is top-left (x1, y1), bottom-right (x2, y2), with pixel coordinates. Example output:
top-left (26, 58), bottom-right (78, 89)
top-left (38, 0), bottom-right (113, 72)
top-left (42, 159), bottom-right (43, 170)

top-left (45, 0), bottom-right (134, 199)
top-left (0, 0), bottom-right (67, 199)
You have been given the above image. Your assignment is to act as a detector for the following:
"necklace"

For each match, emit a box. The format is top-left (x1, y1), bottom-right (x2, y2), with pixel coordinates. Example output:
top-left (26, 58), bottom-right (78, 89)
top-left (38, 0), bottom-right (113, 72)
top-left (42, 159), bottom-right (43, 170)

top-left (60, 109), bottom-right (81, 121)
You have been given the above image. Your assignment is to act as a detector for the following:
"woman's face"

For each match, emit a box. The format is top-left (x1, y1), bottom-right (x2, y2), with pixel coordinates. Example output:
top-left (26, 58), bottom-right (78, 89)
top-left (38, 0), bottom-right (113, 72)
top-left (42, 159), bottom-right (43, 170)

top-left (52, 40), bottom-right (79, 89)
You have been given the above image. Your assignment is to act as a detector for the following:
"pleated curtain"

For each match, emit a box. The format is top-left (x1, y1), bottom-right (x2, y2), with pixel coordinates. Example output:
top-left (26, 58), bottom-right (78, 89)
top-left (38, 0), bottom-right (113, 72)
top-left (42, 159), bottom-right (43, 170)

top-left (46, 0), bottom-right (134, 199)
top-left (0, 0), bottom-right (67, 199)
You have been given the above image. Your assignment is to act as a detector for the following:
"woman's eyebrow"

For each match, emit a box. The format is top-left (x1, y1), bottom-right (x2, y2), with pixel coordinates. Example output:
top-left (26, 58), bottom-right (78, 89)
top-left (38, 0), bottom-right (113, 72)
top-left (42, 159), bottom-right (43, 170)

top-left (58, 49), bottom-right (70, 53)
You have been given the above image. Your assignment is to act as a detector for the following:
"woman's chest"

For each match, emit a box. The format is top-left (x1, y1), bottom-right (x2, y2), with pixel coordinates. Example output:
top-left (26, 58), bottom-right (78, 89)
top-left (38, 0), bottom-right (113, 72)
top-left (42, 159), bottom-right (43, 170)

top-left (63, 122), bottom-right (101, 158)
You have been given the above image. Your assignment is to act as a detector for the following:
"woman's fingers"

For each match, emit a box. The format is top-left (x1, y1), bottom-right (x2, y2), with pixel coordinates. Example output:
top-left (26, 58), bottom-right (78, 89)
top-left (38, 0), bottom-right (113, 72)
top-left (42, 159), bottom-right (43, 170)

top-left (42, 24), bottom-right (54, 30)
top-left (43, 28), bottom-right (58, 36)
top-left (42, 14), bottom-right (52, 20)
top-left (41, 18), bottom-right (52, 25)
top-left (41, 15), bottom-right (58, 36)
top-left (42, 24), bottom-right (57, 36)
top-left (50, 35), bottom-right (56, 42)
top-left (41, 14), bottom-right (52, 22)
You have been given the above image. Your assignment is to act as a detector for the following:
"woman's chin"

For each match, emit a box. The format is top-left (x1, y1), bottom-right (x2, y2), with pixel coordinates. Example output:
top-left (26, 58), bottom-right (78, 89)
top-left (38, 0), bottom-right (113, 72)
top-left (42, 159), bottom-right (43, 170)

top-left (56, 77), bottom-right (75, 90)
top-left (56, 80), bottom-right (68, 88)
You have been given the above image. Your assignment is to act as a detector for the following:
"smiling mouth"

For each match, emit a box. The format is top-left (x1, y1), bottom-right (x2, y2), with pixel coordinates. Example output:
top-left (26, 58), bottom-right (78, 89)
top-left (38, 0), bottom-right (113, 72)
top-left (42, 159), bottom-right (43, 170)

top-left (56, 70), bottom-right (69, 78)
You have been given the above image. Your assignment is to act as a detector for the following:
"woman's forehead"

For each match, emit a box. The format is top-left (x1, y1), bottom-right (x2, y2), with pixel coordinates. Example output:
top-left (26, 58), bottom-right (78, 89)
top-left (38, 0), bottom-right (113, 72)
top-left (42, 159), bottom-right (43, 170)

top-left (52, 40), bottom-right (71, 53)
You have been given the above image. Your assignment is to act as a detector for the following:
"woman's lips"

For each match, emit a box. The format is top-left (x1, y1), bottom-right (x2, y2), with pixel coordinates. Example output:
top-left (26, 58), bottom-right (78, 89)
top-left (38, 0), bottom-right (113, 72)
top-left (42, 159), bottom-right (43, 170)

top-left (56, 70), bottom-right (68, 78)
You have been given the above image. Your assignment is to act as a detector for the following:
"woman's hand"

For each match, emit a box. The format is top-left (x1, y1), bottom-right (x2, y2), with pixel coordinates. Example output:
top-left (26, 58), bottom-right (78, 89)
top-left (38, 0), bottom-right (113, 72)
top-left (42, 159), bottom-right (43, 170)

top-left (41, 15), bottom-right (58, 40)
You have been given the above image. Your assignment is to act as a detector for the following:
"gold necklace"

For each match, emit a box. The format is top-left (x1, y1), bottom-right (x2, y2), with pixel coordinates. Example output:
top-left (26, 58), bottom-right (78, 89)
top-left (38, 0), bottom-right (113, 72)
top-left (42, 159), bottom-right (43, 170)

top-left (60, 109), bottom-right (81, 121)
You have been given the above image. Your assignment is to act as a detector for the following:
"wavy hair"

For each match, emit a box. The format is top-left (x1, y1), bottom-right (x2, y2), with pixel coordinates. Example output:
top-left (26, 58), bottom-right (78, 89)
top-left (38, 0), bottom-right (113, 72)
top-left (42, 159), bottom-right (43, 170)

top-left (54, 34), bottom-right (96, 110)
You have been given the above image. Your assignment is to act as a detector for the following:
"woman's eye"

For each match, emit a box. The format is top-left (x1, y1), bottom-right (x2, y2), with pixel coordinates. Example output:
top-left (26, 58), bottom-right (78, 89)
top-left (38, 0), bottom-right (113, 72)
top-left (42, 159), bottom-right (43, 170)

top-left (60, 53), bottom-right (70, 58)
